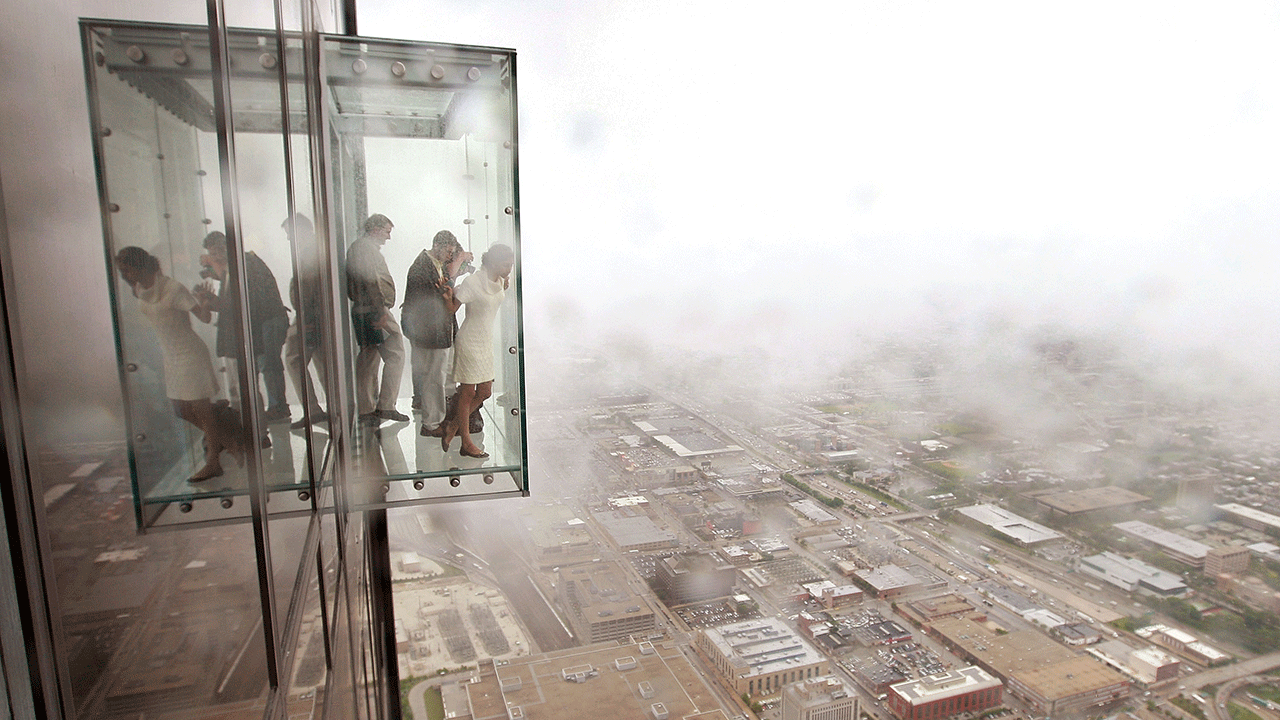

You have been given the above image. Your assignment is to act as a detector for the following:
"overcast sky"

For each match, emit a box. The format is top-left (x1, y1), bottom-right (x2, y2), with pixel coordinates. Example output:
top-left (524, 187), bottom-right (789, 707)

top-left (4, 0), bottom-right (1280, 444)
top-left (354, 0), bottom-right (1280, 389)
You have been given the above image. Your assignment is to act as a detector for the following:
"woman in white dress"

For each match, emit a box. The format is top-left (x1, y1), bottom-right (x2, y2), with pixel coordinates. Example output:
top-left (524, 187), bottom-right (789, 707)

top-left (116, 247), bottom-right (228, 481)
top-left (441, 244), bottom-right (514, 458)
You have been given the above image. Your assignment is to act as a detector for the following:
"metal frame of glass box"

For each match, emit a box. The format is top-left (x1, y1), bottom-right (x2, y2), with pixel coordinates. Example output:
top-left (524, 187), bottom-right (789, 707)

top-left (82, 18), bottom-right (528, 534)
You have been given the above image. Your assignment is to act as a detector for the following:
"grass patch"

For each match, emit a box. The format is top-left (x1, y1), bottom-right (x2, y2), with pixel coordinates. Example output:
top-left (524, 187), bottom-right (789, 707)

top-left (1228, 703), bottom-right (1264, 720)
top-left (1249, 685), bottom-right (1280, 703)
top-left (400, 679), bottom-right (445, 720)
top-left (1170, 697), bottom-right (1207, 720)
top-left (840, 480), bottom-right (910, 510)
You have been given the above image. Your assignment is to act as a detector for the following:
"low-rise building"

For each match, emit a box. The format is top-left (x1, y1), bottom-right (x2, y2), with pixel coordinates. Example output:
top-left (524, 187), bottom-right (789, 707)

top-left (1087, 640), bottom-right (1180, 686)
top-left (1215, 503), bottom-right (1280, 536)
top-left (897, 594), bottom-right (982, 627)
top-left (927, 618), bottom-right (1075, 682)
top-left (1113, 521), bottom-right (1210, 567)
top-left (886, 667), bottom-right (1003, 720)
top-left (1079, 552), bottom-right (1188, 596)
top-left (1006, 656), bottom-right (1129, 716)
top-left (654, 553), bottom-right (736, 605)
top-left (593, 510), bottom-right (680, 552)
top-left (558, 561), bottom-right (657, 644)
top-left (697, 617), bottom-right (829, 698)
top-left (955, 504), bottom-right (1064, 547)
top-left (782, 676), bottom-right (858, 720)
top-left (1134, 624), bottom-right (1230, 666)
top-left (854, 565), bottom-right (921, 600)
top-left (1054, 623), bottom-right (1102, 646)
top-left (1216, 574), bottom-right (1280, 613)
top-left (1204, 545), bottom-right (1251, 576)
top-left (801, 580), bottom-right (863, 609)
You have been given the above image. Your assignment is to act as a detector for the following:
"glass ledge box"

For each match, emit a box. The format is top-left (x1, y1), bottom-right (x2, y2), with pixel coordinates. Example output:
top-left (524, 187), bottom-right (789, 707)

top-left (82, 18), bottom-right (527, 530)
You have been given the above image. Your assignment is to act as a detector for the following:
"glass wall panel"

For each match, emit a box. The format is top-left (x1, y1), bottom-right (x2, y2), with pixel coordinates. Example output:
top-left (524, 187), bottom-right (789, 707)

top-left (83, 20), bottom-right (330, 528)
top-left (85, 21), bottom-right (236, 525)
top-left (277, 521), bottom-right (327, 720)
top-left (320, 35), bottom-right (527, 508)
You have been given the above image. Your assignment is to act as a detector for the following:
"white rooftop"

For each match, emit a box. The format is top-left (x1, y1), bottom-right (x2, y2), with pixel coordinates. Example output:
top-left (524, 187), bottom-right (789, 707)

top-left (790, 498), bottom-right (840, 524)
top-left (1114, 521), bottom-right (1210, 560)
top-left (891, 666), bottom-right (1001, 704)
top-left (957, 504), bottom-right (1063, 545)
top-left (1216, 503), bottom-right (1280, 530)
top-left (703, 617), bottom-right (825, 678)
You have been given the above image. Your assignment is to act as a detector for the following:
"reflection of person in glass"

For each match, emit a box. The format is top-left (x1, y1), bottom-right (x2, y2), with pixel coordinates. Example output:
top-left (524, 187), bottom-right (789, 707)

top-left (346, 214), bottom-right (408, 424)
top-left (281, 215), bottom-right (329, 429)
top-left (402, 230), bottom-right (472, 437)
top-left (192, 232), bottom-right (290, 430)
top-left (441, 244), bottom-right (514, 458)
top-left (115, 247), bottom-right (228, 482)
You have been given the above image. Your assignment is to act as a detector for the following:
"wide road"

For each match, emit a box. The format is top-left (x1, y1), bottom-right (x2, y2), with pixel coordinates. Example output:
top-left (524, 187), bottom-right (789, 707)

top-left (387, 506), bottom-right (574, 653)
top-left (445, 506), bottom-right (575, 653)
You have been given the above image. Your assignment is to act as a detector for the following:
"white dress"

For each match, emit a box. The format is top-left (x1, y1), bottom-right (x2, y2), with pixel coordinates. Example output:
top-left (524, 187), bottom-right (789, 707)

top-left (135, 275), bottom-right (219, 401)
top-left (451, 271), bottom-right (505, 385)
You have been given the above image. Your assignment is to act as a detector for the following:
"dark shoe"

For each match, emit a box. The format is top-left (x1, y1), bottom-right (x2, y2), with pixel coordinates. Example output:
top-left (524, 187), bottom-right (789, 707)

top-left (290, 410), bottom-right (329, 429)
top-left (359, 412), bottom-right (383, 425)
top-left (441, 421), bottom-right (458, 452)
top-left (420, 424), bottom-right (444, 437)
top-left (264, 407), bottom-right (291, 423)
top-left (378, 408), bottom-right (410, 423)
top-left (260, 435), bottom-right (272, 449)
top-left (460, 448), bottom-right (488, 459)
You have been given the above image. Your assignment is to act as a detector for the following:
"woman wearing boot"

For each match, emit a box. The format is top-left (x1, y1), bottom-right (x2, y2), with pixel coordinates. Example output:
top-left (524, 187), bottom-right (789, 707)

top-left (116, 247), bottom-right (229, 481)
top-left (441, 244), bottom-right (514, 459)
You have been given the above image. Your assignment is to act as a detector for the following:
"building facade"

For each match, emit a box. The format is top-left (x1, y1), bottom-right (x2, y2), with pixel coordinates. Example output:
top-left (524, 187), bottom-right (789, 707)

top-left (558, 561), bottom-right (657, 643)
top-left (782, 676), bottom-right (859, 720)
top-left (654, 553), bottom-right (736, 605)
top-left (1006, 657), bottom-right (1129, 716)
top-left (1204, 545), bottom-right (1251, 576)
top-left (697, 618), bottom-right (829, 698)
top-left (886, 667), bottom-right (1003, 720)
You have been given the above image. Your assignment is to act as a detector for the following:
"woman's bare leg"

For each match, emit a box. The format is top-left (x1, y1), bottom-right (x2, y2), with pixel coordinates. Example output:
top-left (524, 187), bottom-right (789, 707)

top-left (458, 382), bottom-right (491, 455)
top-left (175, 398), bottom-right (224, 481)
top-left (443, 383), bottom-right (475, 452)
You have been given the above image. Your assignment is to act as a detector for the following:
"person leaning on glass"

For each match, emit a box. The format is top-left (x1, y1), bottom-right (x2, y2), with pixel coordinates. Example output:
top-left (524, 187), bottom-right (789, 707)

top-left (115, 246), bottom-right (236, 482)
top-left (402, 229), bottom-right (472, 437)
top-left (440, 244), bottom-right (514, 459)
top-left (192, 231), bottom-right (290, 438)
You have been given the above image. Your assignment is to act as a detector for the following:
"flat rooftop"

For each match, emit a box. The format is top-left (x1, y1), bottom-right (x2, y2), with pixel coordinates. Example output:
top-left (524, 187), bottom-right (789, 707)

top-left (1114, 521), bottom-right (1210, 561)
top-left (957, 504), bottom-right (1063, 545)
top-left (1216, 503), bottom-right (1280, 530)
top-left (468, 640), bottom-right (733, 720)
top-left (892, 666), bottom-right (1001, 704)
top-left (790, 498), bottom-right (840, 524)
top-left (930, 618), bottom-right (1075, 680)
top-left (1081, 552), bottom-right (1186, 593)
top-left (703, 617), bottom-right (825, 678)
top-left (593, 510), bottom-right (678, 549)
top-left (1035, 486), bottom-right (1150, 514)
top-left (855, 564), bottom-right (920, 592)
top-left (1010, 655), bottom-right (1126, 700)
